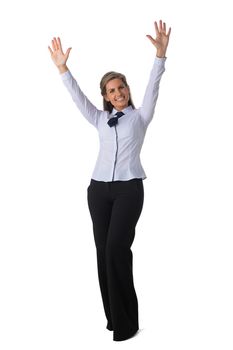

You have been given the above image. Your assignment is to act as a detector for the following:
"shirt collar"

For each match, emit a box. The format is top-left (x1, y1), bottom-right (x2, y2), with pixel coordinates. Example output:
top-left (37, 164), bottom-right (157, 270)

top-left (111, 105), bottom-right (133, 116)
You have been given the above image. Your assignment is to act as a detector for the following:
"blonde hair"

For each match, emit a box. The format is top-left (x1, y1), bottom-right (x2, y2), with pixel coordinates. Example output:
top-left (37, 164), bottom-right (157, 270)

top-left (100, 71), bottom-right (135, 112)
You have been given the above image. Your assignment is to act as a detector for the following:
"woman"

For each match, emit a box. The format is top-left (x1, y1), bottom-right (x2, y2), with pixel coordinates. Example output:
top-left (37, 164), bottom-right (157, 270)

top-left (48, 20), bottom-right (171, 341)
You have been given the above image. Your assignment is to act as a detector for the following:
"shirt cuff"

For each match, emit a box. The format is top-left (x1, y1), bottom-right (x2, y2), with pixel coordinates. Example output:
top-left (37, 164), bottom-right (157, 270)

top-left (60, 70), bottom-right (72, 81)
top-left (154, 56), bottom-right (167, 64)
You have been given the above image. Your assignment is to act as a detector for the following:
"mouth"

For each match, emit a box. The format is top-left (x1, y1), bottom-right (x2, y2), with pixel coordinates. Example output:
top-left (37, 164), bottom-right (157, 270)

top-left (115, 96), bottom-right (125, 102)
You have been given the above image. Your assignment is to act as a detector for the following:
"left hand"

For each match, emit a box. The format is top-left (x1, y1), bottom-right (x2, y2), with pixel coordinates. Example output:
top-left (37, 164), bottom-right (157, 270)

top-left (146, 20), bottom-right (171, 57)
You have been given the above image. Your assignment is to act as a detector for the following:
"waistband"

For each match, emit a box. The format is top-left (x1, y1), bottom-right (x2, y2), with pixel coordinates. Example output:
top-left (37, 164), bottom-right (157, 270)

top-left (90, 178), bottom-right (142, 185)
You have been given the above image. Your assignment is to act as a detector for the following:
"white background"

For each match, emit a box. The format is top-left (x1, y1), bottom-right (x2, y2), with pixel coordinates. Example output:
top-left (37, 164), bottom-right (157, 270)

top-left (0, 0), bottom-right (233, 349)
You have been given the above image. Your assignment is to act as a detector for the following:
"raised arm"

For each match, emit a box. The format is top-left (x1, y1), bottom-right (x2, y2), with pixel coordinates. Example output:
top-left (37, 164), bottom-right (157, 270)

top-left (48, 37), bottom-right (101, 128)
top-left (140, 20), bottom-right (171, 127)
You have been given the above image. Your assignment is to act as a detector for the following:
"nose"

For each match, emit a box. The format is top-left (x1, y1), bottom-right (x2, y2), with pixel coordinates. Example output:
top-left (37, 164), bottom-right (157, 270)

top-left (116, 89), bottom-right (122, 96)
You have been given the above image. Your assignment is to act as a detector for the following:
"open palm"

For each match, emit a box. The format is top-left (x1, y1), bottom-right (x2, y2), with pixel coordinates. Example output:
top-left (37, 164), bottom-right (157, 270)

top-left (146, 20), bottom-right (171, 56)
top-left (48, 37), bottom-right (72, 67)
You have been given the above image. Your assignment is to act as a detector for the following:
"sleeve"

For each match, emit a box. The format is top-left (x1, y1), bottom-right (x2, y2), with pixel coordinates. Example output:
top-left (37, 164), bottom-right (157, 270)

top-left (139, 56), bottom-right (166, 128)
top-left (61, 70), bottom-right (102, 128)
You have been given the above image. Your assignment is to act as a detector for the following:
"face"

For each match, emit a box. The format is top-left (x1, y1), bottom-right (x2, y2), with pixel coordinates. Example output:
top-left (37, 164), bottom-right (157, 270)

top-left (104, 78), bottom-right (130, 111)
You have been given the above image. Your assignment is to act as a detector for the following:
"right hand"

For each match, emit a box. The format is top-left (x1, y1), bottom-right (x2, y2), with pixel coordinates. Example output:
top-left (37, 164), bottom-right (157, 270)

top-left (146, 20), bottom-right (171, 58)
top-left (48, 37), bottom-right (72, 70)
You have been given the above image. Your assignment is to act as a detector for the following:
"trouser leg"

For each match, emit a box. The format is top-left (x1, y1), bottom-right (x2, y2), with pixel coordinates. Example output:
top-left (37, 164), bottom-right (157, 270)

top-left (87, 181), bottom-right (113, 329)
top-left (106, 179), bottom-right (144, 341)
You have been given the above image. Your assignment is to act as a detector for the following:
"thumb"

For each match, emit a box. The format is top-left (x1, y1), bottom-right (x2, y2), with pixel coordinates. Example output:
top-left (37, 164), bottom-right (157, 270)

top-left (146, 35), bottom-right (155, 44)
top-left (65, 47), bottom-right (72, 59)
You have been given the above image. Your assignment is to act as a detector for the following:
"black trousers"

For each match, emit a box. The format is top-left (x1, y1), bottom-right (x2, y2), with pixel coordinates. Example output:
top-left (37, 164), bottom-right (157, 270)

top-left (87, 178), bottom-right (144, 341)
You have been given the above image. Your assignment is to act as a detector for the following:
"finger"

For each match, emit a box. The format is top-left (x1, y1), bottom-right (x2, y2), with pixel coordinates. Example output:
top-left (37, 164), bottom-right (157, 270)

top-left (163, 22), bottom-right (166, 33)
top-left (159, 19), bottom-right (163, 32)
top-left (51, 39), bottom-right (56, 51)
top-left (154, 21), bottom-right (159, 36)
top-left (48, 46), bottom-right (53, 55)
top-left (167, 27), bottom-right (171, 37)
top-left (57, 37), bottom-right (63, 53)
top-left (53, 37), bottom-right (59, 50)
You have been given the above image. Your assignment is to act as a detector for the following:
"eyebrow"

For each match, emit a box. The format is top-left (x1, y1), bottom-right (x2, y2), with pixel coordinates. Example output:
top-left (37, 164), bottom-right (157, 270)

top-left (107, 84), bottom-right (125, 92)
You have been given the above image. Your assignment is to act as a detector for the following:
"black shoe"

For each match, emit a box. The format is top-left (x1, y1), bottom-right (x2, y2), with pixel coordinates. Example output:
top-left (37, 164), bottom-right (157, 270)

top-left (106, 322), bottom-right (113, 331)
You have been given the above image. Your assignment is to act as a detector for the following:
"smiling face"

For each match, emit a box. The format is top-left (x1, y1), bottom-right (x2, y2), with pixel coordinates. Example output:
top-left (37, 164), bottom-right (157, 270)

top-left (104, 78), bottom-right (130, 111)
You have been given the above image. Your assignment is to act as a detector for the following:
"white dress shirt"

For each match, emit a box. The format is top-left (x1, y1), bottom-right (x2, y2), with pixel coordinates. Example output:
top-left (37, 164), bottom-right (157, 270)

top-left (61, 56), bottom-right (166, 182)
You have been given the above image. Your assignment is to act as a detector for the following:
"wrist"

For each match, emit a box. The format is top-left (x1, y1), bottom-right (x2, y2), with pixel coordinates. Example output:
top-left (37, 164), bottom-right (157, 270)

top-left (58, 64), bottom-right (68, 74)
top-left (156, 49), bottom-right (166, 58)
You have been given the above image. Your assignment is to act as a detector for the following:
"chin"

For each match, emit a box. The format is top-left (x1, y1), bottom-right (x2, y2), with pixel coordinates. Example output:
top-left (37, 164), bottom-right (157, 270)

top-left (116, 104), bottom-right (128, 109)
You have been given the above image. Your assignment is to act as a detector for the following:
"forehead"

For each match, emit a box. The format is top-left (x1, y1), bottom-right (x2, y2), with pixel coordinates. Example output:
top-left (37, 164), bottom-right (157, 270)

top-left (106, 78), bottom-right (125, 90)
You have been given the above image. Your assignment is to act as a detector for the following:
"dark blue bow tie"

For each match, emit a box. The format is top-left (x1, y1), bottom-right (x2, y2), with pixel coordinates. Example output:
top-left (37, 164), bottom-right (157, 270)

top-left (107, 111), bottom-right (125, 127)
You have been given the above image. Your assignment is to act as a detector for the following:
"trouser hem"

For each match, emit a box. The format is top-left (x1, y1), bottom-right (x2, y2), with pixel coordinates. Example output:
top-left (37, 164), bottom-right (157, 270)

top-left (113, 327), bottom-right (139, 341)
